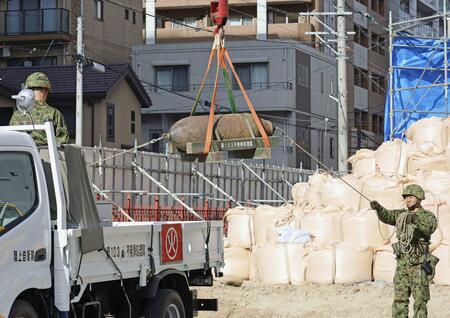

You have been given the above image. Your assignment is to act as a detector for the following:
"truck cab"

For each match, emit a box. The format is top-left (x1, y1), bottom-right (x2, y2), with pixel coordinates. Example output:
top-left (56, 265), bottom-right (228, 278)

top-left (0, 123), bottom-right (223, 318)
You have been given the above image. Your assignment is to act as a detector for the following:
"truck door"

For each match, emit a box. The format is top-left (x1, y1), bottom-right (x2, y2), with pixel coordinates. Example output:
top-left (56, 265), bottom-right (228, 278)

top-left (0, 150), bottom-right (52, 316)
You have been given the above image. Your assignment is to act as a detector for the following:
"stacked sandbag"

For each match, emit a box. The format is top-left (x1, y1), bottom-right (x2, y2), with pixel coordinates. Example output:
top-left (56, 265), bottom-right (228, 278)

top-left (335, 242), bottom-right (373, 284)
top-left (305, 242), bottom-right (336, 284)
top-left (436, 204), bottom-right (450, 241)
top-left (375, 139), bottom-right (411, 175)
top-left (407, 151), bottom-right (448, 174)
top-left (224, 207), bottom-right (254, 248)
top-left (360, 174), bottom-right (404, 210)
top-left (373, 244), bottom-right (396, 282)
top-left (433, 241), bottom-right (450, 285)
top-left (318, 174), bottom-right (362, 210)
top-left (348, 149), bottom-right (377, 176)
top-left (253, 204), bottom-right (296, 245)
top-left (424, 171), bottom-right (450, 205)
top-left (291, 182), bottom-right (309, 207)
top-left (405, 117), bottom-right (447, 156)
top-left (222, 245), bottom-right (251, 280)
top-left (300, 206), bottom-right (346, 242)
top-left (341, 208), bottom-right (390, 249)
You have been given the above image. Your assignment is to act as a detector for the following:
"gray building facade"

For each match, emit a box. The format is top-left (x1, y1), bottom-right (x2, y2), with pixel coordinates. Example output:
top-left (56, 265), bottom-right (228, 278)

top-left (132, 40), bottom-right (337, 169)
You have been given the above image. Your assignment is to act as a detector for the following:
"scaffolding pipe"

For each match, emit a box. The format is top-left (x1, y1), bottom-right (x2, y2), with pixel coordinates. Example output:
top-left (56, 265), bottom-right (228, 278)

top-left (444, 0), bottom-right (448, 116)
top-left (389, 11), bottom-right (394, 140)
top-left (239, 160), bottom-right (288, 204)
top-left (191, 165), bottom-right (242, 207)
top-left (132, 162), bottom-right (205, 220)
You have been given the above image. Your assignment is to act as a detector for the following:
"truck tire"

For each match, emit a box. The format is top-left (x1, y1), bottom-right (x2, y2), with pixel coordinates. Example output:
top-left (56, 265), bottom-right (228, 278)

top-left (9, 299), bottom-right (39, 318)
top-left (143, 289), bottom-right (186, 318)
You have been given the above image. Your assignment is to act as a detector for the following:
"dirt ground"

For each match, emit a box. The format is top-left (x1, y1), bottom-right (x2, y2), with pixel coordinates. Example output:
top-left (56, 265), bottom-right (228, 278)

top-left (197, 280), bottom-right (450, 318)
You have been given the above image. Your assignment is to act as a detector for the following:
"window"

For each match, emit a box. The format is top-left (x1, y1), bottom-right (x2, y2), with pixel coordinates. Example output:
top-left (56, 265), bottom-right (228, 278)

top-left (233, 63), bottom-right (268, 90)
top-left (131, 110), bottom-right (136, 135)
top-left (132, 11), bottom-right (136, 24)
top-left (354, 25), bottom-right (369, 48)
top-left (372, 114), bottom-right (384, 134)
top-left (229, 15), bottom-right (253, 26)
top-left (355, 109), bottom-right (369, 130)
top-left (6, 56), bottom-right (57, 67)
top-left (320, 72), bottom-right (324, 94)
top-left (371, 72), bottom-right (386, 94)
top-left (125, 8), bottom-right (129, 20)
top-left (156, 17), bottom-right (164, 28)
top-left (297, 63), bottom-right (309, 88)
top-left (155, 65), bottom-right (189, 92)
top-left (371, 0), bottom-right (385, 15)
top-left (354, 67), bottom-right (368, 89)
top-left (149, 132), bottom-right (162, 153)
top-left (95, 0), bottom-right (103, 21)
top-left (371, 33), bottom-right (385, 55)
top-left (172, 17), bottom-right (196, 28)
top-left (106, 103), bottom-right (115, 142)
top-left (330, 137), bottom-right (335, 159)
top-left (0, 152), bottom-right (37, 236)
top-left (267, 10), bottom-right (298, 24)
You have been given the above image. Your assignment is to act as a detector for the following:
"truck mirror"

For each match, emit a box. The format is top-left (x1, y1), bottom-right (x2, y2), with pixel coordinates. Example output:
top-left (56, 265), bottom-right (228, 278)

top-left (11, 88), bottom-right (35, 114)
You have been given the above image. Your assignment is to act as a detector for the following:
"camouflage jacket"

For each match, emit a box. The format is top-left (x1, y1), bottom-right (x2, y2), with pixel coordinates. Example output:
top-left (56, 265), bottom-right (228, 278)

top-left (9, 100), bottom-right (69, 145)
top-left (374, 205), bottom-right (437, 265)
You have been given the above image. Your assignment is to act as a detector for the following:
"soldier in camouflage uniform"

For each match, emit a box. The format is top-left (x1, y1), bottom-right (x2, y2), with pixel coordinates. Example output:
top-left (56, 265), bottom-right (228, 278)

top-left (370, 184), bottom-right (439, 318)
top-left (9, 72), bottom-right (69, 145)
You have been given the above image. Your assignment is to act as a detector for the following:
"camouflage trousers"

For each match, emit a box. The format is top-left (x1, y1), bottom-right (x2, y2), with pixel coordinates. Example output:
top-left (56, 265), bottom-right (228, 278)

top-left (392, 258), bottom-right (430, 318)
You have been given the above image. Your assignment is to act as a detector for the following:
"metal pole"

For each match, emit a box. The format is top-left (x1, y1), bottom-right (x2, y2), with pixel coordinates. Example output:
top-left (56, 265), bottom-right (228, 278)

top-left (444, 1), bottom-right (448, 116)
top-left (239, 160), bottom-right (288, 204)
top-left (76, 0), bottom-right (84, 146)
top-left (337, 0), bottom-right (348, 170)
top-left (132, 162), bottom-right (205, 220)
top-left (192, 165), bottom-right (242, 207)
top-left (389, 11), bottom-right (394, 140)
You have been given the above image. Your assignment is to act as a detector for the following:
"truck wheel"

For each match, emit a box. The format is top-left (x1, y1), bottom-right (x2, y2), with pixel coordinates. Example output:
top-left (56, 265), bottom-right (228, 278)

top-left (144, 289), bottom-right (186, 318)
top-left (9, 299), bottom-right (39, 318)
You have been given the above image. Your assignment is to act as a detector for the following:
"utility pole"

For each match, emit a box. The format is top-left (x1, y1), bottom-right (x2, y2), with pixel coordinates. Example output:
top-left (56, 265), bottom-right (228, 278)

top-left (76, 0), bottom-right (84, 146)
top-left (336, 0), bottom-right (348, 171)
top-left (301, 0), bottom-right (352, 171)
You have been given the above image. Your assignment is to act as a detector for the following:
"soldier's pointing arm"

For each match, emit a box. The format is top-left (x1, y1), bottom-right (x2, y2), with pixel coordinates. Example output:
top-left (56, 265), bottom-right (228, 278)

top-left (374, 204), bottom-right (404, 226)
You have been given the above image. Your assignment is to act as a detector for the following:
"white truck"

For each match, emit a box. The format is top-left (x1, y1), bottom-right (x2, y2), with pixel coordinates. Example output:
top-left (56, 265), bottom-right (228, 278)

top-left (0, 122), bottom-right (224, 318)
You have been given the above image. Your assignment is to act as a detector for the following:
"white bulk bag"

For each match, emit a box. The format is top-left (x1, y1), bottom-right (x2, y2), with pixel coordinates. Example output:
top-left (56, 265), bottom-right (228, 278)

top-left (286, 243), bottom-right (308, 285)
top-left (341, 209), bottom-right (390, 249)
top-left (407, 152), bottom-right (448, 175)
top-left (307, 173), bottom-right (328, 207)
top-left (306, 242), bottom-right (336, 284)
top-left (360, 174), bottom-right (405, 210)
top-left (292, 182), bottom-right (309, 207)
top-left (256, 243), bottom-right (290, 285)
top-left (223, 246), bottom-right (250, 280)
top-left (425, 171), bottom-right (450, 205)
top-left (430, 227), bottom-right (443, 252)
top-left (405, 117), bottom-right (447, 155)
top-left (348, 149), bottom-right (377, 176)
top-left (253, 205), bottom-right (276, 245)
top-left (224, 207), bottom-right (254, 248)
top-left (335, 242), bottom-right (373, 284)
top-left (373, 244), bottom-right (396, 282)
top-left (375, 139), bottom-right (411, 175)
top-left (249, 245), bottom-right (259, 281)
top-left (437, 205), bottom-right (450, 241)
top-left (301, 210), bottom-right (344, 242)
top-left (433, 242), bottom-right (450, 285)
top-left (318, 174), bottom-right (362, 211)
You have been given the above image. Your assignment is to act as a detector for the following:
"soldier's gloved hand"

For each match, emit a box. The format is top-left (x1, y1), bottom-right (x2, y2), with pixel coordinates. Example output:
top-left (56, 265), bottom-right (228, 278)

top-left (370, 200), bottom-right (381, 210)
top-left (406, 213), bottom-right (417, 224)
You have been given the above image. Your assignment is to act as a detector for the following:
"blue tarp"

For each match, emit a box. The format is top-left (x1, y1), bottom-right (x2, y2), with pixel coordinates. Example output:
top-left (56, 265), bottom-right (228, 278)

top-left (384, 36), bottom-right (450, 140)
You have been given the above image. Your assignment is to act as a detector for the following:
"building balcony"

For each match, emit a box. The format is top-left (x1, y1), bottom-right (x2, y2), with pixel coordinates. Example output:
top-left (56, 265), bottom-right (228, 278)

top-left (0, 9), bottom-right (71, 42)
top-left (156, 22), bottom-right (314, 43)
top-left (417, 0), bottom-right (438, 11)
top-left (156, 0), bottom-right (313, 9)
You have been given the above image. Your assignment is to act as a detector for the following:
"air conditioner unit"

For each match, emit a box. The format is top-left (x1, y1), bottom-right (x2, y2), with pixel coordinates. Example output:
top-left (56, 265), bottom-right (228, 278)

top-left (1, 46), bottom-right (10, 58)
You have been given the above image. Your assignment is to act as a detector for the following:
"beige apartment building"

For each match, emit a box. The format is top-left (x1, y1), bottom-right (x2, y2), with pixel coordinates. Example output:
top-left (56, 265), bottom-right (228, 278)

top-left (0, 0), bottom-right (143, 67)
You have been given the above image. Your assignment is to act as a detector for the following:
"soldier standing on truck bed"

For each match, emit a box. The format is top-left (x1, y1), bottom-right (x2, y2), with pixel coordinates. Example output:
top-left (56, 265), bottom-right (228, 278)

top-left (9, 72), bottom-right (69, 145)
top-left (370, 184), bottom-right (439, 318)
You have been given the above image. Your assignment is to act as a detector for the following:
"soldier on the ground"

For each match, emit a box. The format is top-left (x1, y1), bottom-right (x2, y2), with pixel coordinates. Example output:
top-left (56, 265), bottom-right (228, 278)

top-left (370, 184), bottom-right (439, 318)
top-left (9, 72), bottom-right (69, 145)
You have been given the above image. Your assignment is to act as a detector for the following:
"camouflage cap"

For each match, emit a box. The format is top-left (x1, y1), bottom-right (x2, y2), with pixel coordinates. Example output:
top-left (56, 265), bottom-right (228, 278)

top-left (402, 184), bottom-right (425, 200)
top-left (25, 72), bottom-right (51, 91)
